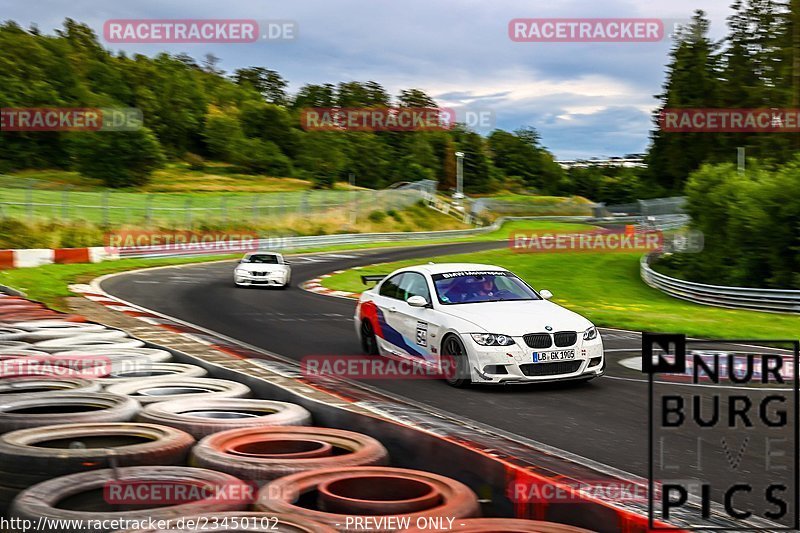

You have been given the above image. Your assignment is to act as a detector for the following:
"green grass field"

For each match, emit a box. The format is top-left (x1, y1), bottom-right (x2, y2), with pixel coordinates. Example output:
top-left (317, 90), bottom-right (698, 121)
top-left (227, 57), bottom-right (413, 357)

top-left (320, 249), bottom-right (800, 340)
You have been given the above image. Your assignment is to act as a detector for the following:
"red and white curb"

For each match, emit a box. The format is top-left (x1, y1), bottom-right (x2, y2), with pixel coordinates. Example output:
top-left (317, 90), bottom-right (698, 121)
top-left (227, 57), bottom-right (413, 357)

top-left (300, 270), bottom-right (360, 300)
top-left (0, 247), bottom-right (117, 269)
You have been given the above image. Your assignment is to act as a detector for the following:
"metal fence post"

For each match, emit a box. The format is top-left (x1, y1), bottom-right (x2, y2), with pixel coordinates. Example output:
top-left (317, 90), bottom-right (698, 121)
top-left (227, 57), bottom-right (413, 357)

top-left (221, 197), bottom-right (228, 225)
top-left (61, 186), bottom-right (72, 219)
top-left (26, 180), bottom-right (33, 220)
top-left (101, 190), bottom-right (110, 226)
top-left (145, 194), bottom-right (153, 226)
top-left (184, 197), bottom-right (192, 228)
top-left (252, 196), bottom-right (259, 220)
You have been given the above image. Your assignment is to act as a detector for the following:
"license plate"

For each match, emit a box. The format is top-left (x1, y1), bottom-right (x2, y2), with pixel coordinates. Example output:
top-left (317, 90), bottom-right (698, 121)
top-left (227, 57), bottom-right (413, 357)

top-left (532, 350), bottom-right (575, 363)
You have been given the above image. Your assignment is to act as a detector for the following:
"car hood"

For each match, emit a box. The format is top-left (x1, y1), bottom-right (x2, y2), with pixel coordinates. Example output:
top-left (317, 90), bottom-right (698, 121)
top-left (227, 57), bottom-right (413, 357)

top-left (237, 264), bottom-right (288, 273)
top-left (438, 300), bottom-right (592, 336)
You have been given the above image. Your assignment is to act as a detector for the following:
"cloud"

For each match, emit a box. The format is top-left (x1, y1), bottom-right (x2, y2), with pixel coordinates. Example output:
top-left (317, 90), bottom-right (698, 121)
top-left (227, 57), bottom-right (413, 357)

top-left (1, 0), bottom-right (733, 157)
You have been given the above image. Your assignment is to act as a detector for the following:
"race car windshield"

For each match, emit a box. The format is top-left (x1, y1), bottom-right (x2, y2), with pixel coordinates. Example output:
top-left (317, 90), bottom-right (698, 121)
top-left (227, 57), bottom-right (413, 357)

top-left (243, 254), bottom-right (280, 264)
top-left (431, 271), bottom-right (541, 305)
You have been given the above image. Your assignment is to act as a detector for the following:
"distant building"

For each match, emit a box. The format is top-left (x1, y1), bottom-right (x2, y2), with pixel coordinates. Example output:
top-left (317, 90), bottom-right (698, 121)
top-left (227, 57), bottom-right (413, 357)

top-left (555, 156), bottom-right (646, 169)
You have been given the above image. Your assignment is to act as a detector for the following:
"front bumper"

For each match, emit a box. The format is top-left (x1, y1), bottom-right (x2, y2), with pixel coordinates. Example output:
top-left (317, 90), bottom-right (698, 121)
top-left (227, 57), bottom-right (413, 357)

top-left (464, 334), bottom-right (605, 384)
top-left (234, 271), bottom-right (287, 286)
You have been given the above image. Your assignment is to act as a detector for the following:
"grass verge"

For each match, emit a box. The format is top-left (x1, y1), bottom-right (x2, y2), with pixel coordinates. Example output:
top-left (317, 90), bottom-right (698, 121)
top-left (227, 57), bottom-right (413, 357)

top-left (320, 249), bottom-right (800, 340)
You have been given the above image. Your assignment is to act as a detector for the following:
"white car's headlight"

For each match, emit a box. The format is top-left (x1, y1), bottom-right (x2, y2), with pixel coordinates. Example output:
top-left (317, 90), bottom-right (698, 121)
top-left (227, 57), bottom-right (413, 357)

top-left (583, 326), bottom-right (598, 341)
top-left (470, 333), bottom-right (515, 346)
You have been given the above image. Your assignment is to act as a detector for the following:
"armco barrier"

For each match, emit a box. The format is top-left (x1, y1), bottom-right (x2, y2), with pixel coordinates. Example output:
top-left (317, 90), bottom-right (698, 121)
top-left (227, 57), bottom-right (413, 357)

top-left (0, 214), bottom-right (685, 267)
top-left (641, 254), bottom-right (800, 313)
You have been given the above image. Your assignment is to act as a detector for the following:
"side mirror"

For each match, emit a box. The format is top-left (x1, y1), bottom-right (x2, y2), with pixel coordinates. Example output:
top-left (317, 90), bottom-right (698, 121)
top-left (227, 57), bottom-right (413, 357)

top-left (407, 295), bottom-right (430, 308)
top-left (540, 289), bottom-right (553, 300)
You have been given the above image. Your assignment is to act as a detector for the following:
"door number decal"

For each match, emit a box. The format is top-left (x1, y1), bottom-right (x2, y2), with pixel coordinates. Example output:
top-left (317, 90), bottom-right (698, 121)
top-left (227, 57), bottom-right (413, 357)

top-left (416, 322), bottom-right (428, 347)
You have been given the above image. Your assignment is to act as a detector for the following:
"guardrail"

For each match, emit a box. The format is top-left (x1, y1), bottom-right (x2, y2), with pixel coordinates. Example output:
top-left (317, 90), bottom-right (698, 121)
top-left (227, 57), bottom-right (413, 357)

top-left (116, 215), bottom-right (592, 258)
top-left (118, 214), bottom-right (690, 259)
top-left (641, 254), bottom-right (800, 314)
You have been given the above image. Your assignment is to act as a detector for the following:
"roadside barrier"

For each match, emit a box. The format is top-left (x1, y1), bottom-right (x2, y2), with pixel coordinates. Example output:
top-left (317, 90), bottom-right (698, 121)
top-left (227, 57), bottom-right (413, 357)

top-left (137, 398), bottom-right (313, 439)
top-left (0, 375), bottom-right (101, 396)
top-left (105, 377), bottom-right (251, 405)
top-left (255, 466), bottom-right (480, 531)
top-left (9, 466), bottom-right (251, 531)
top-left (190, 426), bottom-right (389, 484)
top-left (641, 253), bottom-right (800, 313)
top-left (0, 392), bottom-right (140, 433)
top-left (96, 362), bottom-right (208, 385)
top-left (0, 214), bottom-right (687, 270)
top-left (0, 423), bottom-right (194, 512)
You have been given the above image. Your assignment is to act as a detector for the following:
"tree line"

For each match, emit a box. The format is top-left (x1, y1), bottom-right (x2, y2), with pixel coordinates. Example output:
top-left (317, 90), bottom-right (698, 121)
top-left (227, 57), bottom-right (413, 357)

top-left (0, 19), bottom-right (575, 195)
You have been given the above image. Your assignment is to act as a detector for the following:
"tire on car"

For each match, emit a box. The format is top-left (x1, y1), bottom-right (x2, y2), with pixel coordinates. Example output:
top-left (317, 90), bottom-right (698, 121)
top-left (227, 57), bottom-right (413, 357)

top-left (0, 392), bottom-right (140, 433)
top-left (137, 398), bottom-right (312, 439)
top-left (106, 378), bottom-right (251, 405)
top-left (190, 426), bottom-right (388, 485)
top-left (441, 334), bottom-right (472, 387)
top-left (359, 319), bottom-right (379, 355)
top-left (9, 466), bottom-right (252, 532)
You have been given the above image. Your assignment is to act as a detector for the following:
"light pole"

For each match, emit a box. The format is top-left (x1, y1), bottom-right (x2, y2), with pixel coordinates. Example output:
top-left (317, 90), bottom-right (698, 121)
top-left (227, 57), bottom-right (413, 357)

top-left (454, 151), bottom-right (464, 200)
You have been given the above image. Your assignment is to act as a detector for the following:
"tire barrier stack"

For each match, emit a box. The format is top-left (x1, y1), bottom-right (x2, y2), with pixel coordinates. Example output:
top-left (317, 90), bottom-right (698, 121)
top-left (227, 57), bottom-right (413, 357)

top-left (0, 293), bottom-right (596, 532)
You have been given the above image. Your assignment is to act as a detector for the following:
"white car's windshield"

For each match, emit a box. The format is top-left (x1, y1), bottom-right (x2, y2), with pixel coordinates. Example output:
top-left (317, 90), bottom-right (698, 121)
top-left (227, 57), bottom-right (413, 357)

top-left (243, 254), bottom-right (280, 264)
top-left (432, 271), bottom-right (541, 304)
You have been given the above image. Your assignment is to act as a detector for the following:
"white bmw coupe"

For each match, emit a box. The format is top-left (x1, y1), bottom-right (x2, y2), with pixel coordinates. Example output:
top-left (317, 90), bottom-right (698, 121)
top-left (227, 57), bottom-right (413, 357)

top-left (233, 252), bottom-right (291, 289)
top-left (354, 263), bottom-right (604, 386)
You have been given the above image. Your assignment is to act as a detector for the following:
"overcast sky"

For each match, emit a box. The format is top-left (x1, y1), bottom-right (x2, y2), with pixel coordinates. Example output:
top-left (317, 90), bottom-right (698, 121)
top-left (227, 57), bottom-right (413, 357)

top-left (1, 0), bottom-right (732, 159)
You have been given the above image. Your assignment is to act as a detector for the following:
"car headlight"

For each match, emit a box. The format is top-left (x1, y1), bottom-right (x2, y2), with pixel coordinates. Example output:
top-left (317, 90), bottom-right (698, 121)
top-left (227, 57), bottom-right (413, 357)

top-left (583, 326), bottom-right (598, 341)
top-left (470, 333), bottom-right (515, 346)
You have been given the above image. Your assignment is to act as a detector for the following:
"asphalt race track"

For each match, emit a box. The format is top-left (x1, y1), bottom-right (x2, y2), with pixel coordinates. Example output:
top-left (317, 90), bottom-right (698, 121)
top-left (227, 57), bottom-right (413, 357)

top-left (102, 241), bottom-right (796, 524)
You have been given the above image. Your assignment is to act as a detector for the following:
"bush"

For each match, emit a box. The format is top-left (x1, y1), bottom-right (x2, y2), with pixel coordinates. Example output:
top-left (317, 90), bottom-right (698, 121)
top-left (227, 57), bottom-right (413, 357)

top-left (68, 128), bottom-right (166, 188)
top-left (367, 210), bottom-right (386, 223)
top-left (203, 114), bottom-right (245, 161)
top-left (667, 157), bottom-right (800, 289)
top-left (233, 139), bottom-right (293, 176)
top-left (185, 153), bottom-right (205, 171)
